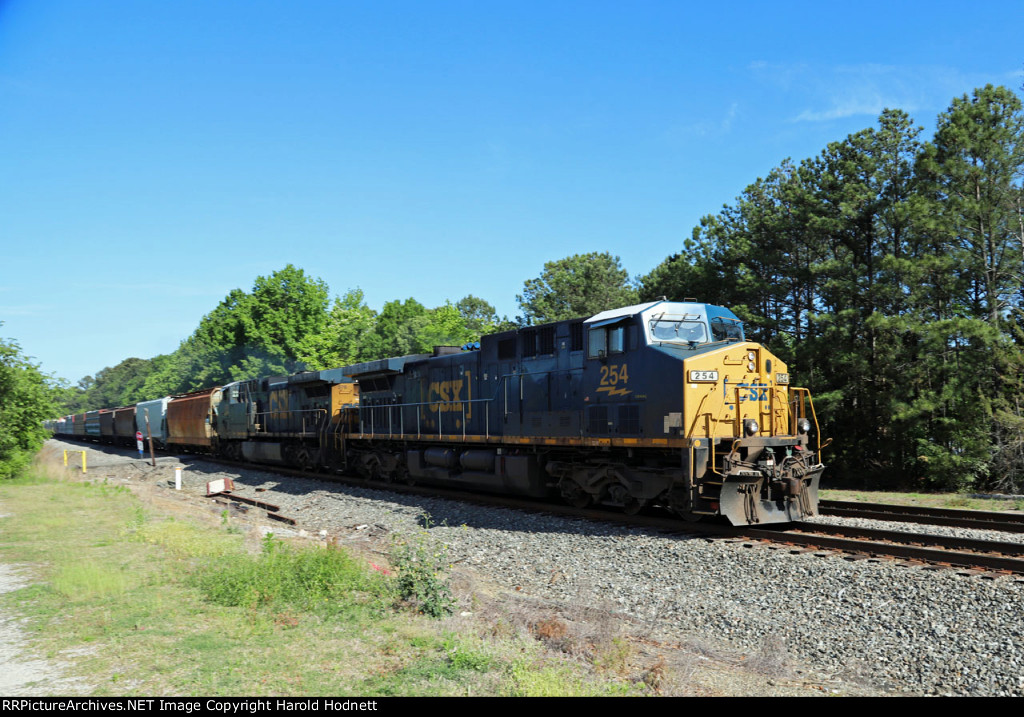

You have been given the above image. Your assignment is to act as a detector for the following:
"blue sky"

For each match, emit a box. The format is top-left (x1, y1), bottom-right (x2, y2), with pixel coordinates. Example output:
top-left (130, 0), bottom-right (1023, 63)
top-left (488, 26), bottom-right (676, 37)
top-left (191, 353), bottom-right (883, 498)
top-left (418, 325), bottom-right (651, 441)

top-left (1, 1), bottom-right (1021, 384)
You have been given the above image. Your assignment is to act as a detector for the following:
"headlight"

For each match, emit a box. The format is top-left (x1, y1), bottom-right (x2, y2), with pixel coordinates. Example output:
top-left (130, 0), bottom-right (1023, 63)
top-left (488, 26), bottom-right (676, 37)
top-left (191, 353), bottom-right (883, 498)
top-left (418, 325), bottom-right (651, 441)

top-left (743, 419), bottom-right (759, 436)
top-left (797, 418), bottom-right (811, 434)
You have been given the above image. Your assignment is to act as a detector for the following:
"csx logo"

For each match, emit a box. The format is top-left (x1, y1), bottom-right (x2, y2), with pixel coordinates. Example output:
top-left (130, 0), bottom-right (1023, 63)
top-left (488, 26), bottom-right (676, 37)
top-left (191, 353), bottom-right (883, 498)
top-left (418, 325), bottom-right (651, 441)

top-left (426, 375), bottom-right (471, 417)
top-left (725, 382), bottom-right (769, 403)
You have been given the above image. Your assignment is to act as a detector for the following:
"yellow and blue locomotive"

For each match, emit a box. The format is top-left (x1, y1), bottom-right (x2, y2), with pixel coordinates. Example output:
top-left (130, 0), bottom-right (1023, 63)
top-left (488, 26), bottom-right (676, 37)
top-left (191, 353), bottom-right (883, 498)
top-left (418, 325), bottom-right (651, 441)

top-left (338, 300), bottom-right (825, 525)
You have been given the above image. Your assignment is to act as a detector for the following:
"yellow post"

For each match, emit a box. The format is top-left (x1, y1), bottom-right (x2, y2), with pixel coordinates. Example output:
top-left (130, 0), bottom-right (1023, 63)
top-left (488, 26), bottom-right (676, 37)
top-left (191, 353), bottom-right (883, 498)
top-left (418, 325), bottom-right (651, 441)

top-left (63, 450), bottom-right (68, 467)
top-left (81, 451), bottom-right (86, 474)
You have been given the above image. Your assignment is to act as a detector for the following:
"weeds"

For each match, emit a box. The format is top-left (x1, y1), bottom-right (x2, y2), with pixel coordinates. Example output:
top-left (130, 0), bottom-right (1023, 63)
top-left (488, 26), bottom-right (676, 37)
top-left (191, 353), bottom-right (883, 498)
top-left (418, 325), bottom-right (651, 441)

top-left (531, 616), bottom-right (569, 645)
top-left (389, 530), bottom-right (455, 618)
top-left (592, 636), bottom-right (634, 676)
top-left (194, 534), bottom-right (390, 619)
top-left (945, 494), bottom-right (971, 508)
top-left (52, 562), bottom-right (132, 599)
top-left (442, 633), bottom-right (494, 672)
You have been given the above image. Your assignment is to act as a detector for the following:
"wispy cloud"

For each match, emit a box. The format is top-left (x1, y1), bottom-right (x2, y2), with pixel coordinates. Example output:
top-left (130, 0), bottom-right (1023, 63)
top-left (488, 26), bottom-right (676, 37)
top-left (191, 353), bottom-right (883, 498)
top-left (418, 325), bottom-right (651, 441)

top-left (751, 62), bottom-right (1014, 123)
top-left (0, 304), bottom-right (50, 316)
top-left (665, 102), bottom-right (739, 141)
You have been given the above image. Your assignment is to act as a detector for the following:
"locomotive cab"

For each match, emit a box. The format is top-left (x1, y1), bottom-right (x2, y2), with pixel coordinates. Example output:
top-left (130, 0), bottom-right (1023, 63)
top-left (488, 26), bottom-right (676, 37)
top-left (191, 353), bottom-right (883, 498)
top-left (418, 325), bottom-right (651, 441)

top-left (579, 301), bottom-right (824, 524)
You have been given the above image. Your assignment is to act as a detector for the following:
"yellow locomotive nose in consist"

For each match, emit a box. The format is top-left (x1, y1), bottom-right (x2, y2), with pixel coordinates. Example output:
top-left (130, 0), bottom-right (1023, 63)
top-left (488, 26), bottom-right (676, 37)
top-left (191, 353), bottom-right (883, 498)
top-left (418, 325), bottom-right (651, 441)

top-left (681, 342), bottom-right (825, 524)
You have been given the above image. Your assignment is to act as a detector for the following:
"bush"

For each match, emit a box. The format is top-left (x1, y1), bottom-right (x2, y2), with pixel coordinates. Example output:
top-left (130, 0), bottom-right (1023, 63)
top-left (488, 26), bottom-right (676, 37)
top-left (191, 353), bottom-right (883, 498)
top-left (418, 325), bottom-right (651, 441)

top-left (195, 533), bottom-right (389, 619)
top-left (0, 333), bottom-right (59, 479)
top-left (389, 531), bottom-right (456, 618)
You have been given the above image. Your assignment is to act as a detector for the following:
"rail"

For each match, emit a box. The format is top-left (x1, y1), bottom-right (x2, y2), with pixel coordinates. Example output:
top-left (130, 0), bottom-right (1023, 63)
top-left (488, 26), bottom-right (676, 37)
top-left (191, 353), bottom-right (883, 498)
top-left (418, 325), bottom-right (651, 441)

top-left (354, 370), bottom-right (585, 440)
top-left (358, 397), bottom-right (495, 439)
top-left (251, 408), bottom-right (329, 435)
top-left (789, 387), bottom-right (830, 454)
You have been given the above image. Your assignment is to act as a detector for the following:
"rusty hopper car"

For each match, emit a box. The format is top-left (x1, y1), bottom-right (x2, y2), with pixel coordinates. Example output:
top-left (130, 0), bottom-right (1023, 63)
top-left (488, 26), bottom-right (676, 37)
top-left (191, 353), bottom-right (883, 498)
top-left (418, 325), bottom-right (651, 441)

top-left (99, 409), bottom-right (116, 444)
top-left (113, 406), bottom-right (136, 446)
top-left (167, 388), bottom-right (222, 450)
top-left (73, 413), bottom-right (86, 437)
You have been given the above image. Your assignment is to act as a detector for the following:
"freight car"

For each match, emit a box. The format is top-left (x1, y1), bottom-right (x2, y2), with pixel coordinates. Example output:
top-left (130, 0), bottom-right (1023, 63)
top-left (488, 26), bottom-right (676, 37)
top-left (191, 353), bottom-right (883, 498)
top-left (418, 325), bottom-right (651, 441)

top-left (51, 299), bottom-right (826, 525)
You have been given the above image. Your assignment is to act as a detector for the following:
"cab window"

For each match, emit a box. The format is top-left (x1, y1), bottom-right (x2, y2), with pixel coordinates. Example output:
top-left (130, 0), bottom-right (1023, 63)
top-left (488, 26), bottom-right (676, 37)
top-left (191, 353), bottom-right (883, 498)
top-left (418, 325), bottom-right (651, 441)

top-left (588, 327), bottom-right (607, 358)
top-left (608, 326), bottom-right (624, 354)
top-left (710, 318), bottom-right (744, 342)
top-left (589, 322), bottom-right (628, 358)
top-left (650, 319), bottom-right (707, 344)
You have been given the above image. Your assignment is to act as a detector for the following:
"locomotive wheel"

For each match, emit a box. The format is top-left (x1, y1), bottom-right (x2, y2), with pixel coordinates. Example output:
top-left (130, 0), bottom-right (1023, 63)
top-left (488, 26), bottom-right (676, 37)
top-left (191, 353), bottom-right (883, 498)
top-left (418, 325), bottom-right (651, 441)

top-left (559, 478), bottom-right (592, 509)
top-left (295, 447), bottom-right (314, 472)
top-left (354, 456), bottom-right (375, 480)
top-left (386, 460), bottom-right (409, 485)
top-left (367, 459), bottom-right (385, 482)
top-left (622, 497), bottom-right (646, 515)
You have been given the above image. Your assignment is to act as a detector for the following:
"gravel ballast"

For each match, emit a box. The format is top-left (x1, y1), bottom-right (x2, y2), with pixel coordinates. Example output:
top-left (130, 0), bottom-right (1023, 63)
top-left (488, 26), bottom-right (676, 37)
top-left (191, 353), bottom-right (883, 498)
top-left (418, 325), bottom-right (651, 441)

top-left (41, 440), bottom-right (1024, 696)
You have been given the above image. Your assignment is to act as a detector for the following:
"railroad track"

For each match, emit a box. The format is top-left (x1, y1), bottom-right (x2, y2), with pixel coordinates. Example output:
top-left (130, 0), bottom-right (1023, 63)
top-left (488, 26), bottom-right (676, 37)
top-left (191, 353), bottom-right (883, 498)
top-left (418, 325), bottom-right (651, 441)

top-left (751, 522), bottom-right (1024, 577)
top-left (820, 499), bottom-right (1024, 533)
top-left (56, 440), bottom-right (1024, 579)
top-left (199, 458), bottom-right (1024, 578)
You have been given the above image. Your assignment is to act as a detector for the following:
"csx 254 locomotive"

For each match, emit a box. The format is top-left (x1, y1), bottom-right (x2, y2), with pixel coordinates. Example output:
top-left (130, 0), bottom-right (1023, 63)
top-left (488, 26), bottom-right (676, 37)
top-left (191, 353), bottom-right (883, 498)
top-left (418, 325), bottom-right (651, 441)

top-left (338, 299), bottom-right (825, 525)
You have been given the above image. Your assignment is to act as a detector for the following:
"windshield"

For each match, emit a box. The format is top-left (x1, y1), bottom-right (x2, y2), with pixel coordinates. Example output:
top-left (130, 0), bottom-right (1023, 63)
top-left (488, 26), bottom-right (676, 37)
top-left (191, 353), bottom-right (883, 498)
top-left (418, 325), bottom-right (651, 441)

top-left (650, 319), bottom-right (707, 344)
top-left (710, 318), bottom-right (743, 341)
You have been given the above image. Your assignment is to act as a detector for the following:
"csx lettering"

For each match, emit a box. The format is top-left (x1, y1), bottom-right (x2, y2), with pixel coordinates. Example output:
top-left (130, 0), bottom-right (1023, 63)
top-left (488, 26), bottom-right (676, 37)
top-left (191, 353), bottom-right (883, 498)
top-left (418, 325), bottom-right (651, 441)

top-left (725, 382), bottom-right (768, 403)
top-left (427, 375), bottom-right (471, 417)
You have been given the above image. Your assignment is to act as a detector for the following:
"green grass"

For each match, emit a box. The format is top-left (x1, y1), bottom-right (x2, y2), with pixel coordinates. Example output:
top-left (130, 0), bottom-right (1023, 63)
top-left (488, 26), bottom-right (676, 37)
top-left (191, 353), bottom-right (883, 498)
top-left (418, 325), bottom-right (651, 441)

top-left (194, 533), bottom-right (391, 619)
top-left (820, 488), bottom-right (1024, 512)
top-left (0, 466), bottom-right (643, 696)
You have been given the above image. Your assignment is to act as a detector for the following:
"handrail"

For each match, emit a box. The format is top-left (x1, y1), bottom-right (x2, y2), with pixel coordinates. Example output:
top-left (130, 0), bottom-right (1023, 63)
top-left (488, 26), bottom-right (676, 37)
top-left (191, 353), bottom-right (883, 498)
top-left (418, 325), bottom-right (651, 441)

top-left (252, 408), bottom-right (329, 435)
top-left (789, 387), bottom-right (828, 454)
top-left (359, 397), bottom-right (495, 439)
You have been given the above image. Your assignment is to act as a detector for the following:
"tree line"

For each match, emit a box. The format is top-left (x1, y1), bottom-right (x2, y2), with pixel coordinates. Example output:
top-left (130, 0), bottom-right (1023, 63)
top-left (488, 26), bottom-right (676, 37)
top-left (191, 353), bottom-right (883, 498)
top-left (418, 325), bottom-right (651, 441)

top-left (60, 254), bottom-right (640, 416)
top-left (20, 83), bottom-right (1024, 493)
top-left (638, 84), bottom-right (1024, 492)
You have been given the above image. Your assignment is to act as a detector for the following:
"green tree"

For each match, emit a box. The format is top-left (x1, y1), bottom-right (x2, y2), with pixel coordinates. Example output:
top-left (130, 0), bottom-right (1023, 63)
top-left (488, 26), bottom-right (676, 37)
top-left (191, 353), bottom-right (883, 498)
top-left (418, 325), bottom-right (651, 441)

top-left (414, 302), bottom-right (477, 350)
top-left (928, 84), bottom-right (1024, 326)
top-left (791, 110), bottom-right (932, 484)
top-left (362, 298), bottom-right (430, 359)
top-left (141, 265), bottom-right (331, 394)
top-left (517, 252), bottom-right (638, 324)
top-left (909, 85), bottom-right (1024, 489)
top-left (78, 357), bottom-right (158, 409)
top-left (455, 295), bottom-right (515, 336)
top-left (0, 330), bottom-right (59, 478)
top-left (299, 288), bottom-right (378, 369)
